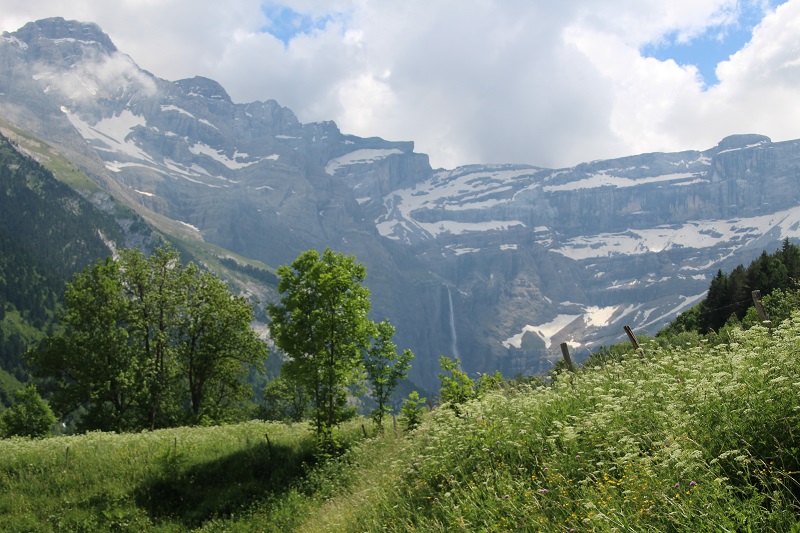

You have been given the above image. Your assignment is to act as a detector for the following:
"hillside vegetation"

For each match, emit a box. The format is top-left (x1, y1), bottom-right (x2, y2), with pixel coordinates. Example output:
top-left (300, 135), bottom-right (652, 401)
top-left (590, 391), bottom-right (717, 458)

top-left (3, 310), bottom-right (800, 531)
top-left (663, 239), bottom-right (800, 336)
top-left (0, 131), bottom-right (131, 384)
top-left (0, 419), bottom-right (373, 531)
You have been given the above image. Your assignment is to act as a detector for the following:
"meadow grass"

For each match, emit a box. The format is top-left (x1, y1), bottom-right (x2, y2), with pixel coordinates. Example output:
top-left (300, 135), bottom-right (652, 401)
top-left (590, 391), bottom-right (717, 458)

top-left (5, 315), bottom-right (800, 531)
top-left (336, 317), bottom-right (800, 532)
top-left (0, 419), bottom-right (366, 531)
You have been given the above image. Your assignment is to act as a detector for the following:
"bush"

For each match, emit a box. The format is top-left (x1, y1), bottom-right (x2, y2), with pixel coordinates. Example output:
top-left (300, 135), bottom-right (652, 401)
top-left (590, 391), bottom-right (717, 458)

top-left (399, 391), bottom-right (426, 431)
top-left (0, 385), bottom-right (56, 438)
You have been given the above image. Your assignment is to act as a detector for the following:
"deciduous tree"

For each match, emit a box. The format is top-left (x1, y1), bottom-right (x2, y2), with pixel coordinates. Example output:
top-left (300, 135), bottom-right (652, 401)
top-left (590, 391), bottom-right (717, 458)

top-left (364, 320), bottom-right (413, 428)
top-left (0, 385), bottom-right (56, 438)
top-left (27, 246), bottom-right (266, 431)
top-left (268, 248), bottom-right (372, 440)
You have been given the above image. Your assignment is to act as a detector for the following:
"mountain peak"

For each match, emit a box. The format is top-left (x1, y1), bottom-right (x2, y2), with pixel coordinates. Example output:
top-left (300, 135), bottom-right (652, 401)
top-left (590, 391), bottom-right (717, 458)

top-left (175, 76), bottom-right (232, 103)
top-left (11, 17), bottom-right (117, 52)
top-left (716, 133), bottom-right (771, 151)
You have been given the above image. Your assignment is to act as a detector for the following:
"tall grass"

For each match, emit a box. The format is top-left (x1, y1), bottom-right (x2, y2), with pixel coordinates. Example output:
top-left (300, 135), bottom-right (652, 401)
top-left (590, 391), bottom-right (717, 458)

top-left (340, 317), bottom-right (800, 531)
top-left (5, 316), bottom-right (800, 531)
top-left (0, 420), bottom-right (365, 531)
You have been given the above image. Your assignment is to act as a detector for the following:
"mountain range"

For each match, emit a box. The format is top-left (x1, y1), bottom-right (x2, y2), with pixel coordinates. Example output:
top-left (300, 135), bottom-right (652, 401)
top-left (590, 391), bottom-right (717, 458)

top-left (2, 17), bottom-right (800, 390)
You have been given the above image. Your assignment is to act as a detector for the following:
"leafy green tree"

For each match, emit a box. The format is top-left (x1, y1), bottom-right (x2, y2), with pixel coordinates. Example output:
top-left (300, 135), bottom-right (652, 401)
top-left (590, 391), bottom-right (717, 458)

top-left (438, 356), bottom-right (475, 413)
top-left (268, 248), bottom-right (373, 441)
top-left (122, 247), bottom-right (183, 429)
top-left (399, 390), bottom-right (426, 431)
top-left (364, 320), bottom-right (414, 428)
top-left (763, 287), bottom-right (800, 325)
top-left (259, 376), bottom-right (310, 422)
top-left (176, 266), bottom-right (267, 422)
top-left (27, 246), bottom-right (266, 432)
top-left (31, 257), bottom-right (138, 430)
top-left (0, 385), bottom-right (56, 438)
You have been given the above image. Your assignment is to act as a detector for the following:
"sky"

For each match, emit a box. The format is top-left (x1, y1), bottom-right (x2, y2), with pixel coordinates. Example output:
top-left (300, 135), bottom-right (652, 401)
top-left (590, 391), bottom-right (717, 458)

top-left (0, 0), bottom-right (798, 170)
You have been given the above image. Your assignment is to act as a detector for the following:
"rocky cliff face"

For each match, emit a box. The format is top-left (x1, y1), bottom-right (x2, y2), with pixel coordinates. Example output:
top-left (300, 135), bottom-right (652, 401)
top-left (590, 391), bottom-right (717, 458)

top-left (2, 18), bottom-right (800, 390)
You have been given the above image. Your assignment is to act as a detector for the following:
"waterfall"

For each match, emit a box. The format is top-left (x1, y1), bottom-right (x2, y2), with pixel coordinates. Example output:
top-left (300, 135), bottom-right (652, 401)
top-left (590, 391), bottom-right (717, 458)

top-left (447, 286), bottom-right (460, 360)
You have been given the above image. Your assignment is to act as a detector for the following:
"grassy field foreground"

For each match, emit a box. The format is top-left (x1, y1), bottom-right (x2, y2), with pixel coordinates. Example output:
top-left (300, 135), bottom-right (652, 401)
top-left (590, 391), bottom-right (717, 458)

top-left (0, 419), bottom-right (368, 532)
top-left (4, 316), bottom-right (800, 531)
top-left (318, 319), bottom-right (800, 532)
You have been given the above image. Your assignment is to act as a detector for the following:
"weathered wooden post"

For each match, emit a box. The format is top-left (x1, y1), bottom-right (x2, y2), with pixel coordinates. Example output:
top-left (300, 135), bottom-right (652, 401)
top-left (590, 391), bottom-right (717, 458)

top-left (560, 342), bottom-right (575, 372)
top-left (624, 325), bottom-right (645, 358)
top-left (751, 290), bottom-right (773, 329)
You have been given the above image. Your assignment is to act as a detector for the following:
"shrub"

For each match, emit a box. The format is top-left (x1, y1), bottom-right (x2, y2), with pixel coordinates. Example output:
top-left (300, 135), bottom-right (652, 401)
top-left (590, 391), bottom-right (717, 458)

top-left (0, 385), bottom-right (57, 438)
top-left (399, 391), bottom-right (426, 431)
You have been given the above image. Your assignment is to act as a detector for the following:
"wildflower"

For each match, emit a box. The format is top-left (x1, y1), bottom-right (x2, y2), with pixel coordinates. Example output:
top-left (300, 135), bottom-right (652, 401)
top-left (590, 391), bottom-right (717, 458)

top-left (689, 481), bottom-right (697, 487)
top-left (504, 494), bottom-right (510, 499)
top-left (434, 497), bottom-right (439, 502)
top-left (674, 482), bottom-right (680, 488)
top-left (538, 489), bottom-right (548, 493)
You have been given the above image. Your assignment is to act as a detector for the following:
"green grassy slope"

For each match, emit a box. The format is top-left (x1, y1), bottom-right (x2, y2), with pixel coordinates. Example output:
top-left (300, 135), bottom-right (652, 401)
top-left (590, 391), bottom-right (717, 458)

top-left (0, 420), bottom-right (371, 532)
top-left (3, 315), bottom-right (800, 531)
top-left (311, 318), bottom-right (800, 532)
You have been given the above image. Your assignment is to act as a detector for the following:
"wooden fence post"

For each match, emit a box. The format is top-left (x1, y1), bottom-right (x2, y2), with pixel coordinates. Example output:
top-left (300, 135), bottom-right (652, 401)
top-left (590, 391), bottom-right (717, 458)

top-left (624, 325), bottom-right (645, 358)
top-left (560, 342), bottom-right (575, 372)
top-left (751, 290), bottom-right (773, 329)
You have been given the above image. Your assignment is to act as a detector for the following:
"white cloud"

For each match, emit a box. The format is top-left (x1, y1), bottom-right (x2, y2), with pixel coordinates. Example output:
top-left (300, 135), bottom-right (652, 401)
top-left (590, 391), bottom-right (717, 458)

top-left (0, 0), bottom-right (799, 169)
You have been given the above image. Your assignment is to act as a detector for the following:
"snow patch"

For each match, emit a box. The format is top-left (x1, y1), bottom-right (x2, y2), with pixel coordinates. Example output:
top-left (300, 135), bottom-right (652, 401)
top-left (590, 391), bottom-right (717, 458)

top-left (160, 105), bottom-right (194, 118)
top-left (554, 205), bottom-right (800, 260)
top-left (325, 149), bottom-right (403, 175)
top-left (188, 142), bottom-right (263, 170)
top-left (178, 220), bottom-right (201, 234)
top-left (502, 314), bottom-right (581, 349)
top-left (66, 109), bottom-right (153, 163)
top-left (543, 172), bottom-right (698, 192)
top-left (452, 247), bottom-right (481, 255)
top-left (584, 306), bottom-right (617, 327)
top-left (1, 35), bottom-right (27, 49)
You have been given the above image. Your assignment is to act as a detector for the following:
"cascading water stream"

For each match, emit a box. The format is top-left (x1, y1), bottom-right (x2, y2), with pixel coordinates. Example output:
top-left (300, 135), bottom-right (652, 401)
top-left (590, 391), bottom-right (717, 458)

top-left (447, 285), bottom-right (460, 361)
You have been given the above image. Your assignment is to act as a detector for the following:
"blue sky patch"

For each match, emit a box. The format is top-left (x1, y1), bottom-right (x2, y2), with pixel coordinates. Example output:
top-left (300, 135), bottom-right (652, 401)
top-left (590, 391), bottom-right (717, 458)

top-left (642, 1), bottom-right (788, 87)
top-left (261, 3), bottom-right (334, 45)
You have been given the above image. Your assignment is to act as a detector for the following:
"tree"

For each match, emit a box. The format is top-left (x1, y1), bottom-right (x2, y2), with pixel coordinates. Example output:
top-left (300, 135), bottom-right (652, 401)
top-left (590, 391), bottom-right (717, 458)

top-left (438, 356), bottom-right (475, 414)
top-left (27, 246), bottom-right (267, 432)
top-left (122, 247), bottom-right (183, 429)
top-left (399, 391), bottom-right (426, 431)
top-left (0, 385), bottom-right (56, 438)
top-left (31, 257), bottom-right (138, 431)
top-left (259, 376), bottom-right (310, 422)
top-left (364, 320), bottom-right (414, 428)
top-left (176, 266), bottom-right (267, 422)
top-left (268, 248), bottom-right (372, 440)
